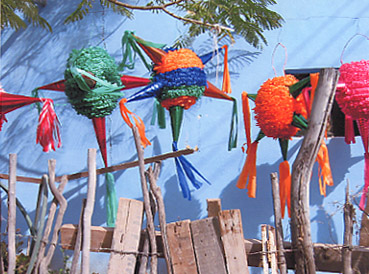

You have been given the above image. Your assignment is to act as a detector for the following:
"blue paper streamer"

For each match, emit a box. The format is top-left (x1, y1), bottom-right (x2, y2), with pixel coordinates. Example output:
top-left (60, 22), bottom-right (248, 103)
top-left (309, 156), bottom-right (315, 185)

top-left (172, 141), bottom-right (211, 200)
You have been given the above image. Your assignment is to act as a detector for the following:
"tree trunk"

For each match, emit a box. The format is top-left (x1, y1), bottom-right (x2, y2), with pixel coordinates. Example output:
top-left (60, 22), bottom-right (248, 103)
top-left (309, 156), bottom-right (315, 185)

top-left (290, 68), bottom-right (339, 273)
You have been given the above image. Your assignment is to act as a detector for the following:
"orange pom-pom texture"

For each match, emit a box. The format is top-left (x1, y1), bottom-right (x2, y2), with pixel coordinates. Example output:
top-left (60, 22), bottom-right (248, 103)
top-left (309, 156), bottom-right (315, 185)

top-left (254, 75), bottom-right (305, 139)
top-left (154, 48), bottom-right (205, 74)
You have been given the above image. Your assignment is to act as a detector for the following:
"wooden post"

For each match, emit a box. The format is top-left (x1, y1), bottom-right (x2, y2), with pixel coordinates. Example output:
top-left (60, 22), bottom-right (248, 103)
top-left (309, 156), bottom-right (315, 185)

top-left (218, 209), bottom-right (249, 274)
top-left (207, 199), bottom-right (222, 218)
top-left (81, 148), bottom-right (97, 274)
top-left (167, 220), bottom-right (198, 274)
top-left (108, 198), bottom-right (144, 274)
top-left (146, 164), bottom-right (173, 274)
top-left (39, 173), bottom-right (68, 272)
top-left (36, 173), bottom-right (68, 272)
top-left (7, 154), bottom-right (17, 274)
top-left (291, 68), bottom-right (339, 273)
top-left (131, 126), bottom-right (157, 274)
top-left (138, 230), bottom-right (150, 274)
top-left (343, 181), bottom-right (354, 274)
top-left (268, 226), bottom-right (278, 274)
top-left (261, 225), bottom-right (268, 274)
top-left (359, 188), bottom-right (369, 246)
top-left (70, 199), bottom-right (86, 274)
top-left (191, 218), bottom-right (227, 274)
top-left (270, 172), bottom-right (287, 274)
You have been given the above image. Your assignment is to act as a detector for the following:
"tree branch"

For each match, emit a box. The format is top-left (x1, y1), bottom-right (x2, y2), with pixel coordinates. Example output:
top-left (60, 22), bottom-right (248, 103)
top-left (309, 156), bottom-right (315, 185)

top-left (107, 0), bottom-right (234, 32)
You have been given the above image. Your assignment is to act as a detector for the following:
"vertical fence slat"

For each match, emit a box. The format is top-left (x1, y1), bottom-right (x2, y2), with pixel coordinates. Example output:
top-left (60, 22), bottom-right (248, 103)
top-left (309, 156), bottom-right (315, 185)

top-left (81, 148), bottom-right (97, 274)
top-left (270, 172), bottom-right (287, 274)
top-left (7, 153), bottom-right (17, 274)
top-left (218, 209), bottom-right (249, 274)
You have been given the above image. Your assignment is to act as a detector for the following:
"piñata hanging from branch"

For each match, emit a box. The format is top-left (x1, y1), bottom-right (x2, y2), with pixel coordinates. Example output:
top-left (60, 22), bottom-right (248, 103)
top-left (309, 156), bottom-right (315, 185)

top-left (32, 46), bottom-right (151, 226)
top-left (336, 59), bottom-right (369, 210)
top-left (0, 85), bottom-right (61, 153)
top-left (119, 31), bottom-right (238, 200)
top-left (238, 72), bottom-right (333, 218)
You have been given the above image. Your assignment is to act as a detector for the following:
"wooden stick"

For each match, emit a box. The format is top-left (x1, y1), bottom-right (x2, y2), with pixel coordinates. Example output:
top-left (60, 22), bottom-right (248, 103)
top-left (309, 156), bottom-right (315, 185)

top-left (268, 226), bottom-right (278, 274)
top-left (81, 148), bottom-right (97, 274)
top-left (343, 180), bottom-right (354, 274)
top-left (0, 148), bottom-right (197, 184)
top-left (261, 224), bottom-right (268, 274)
top-left (270, 172), bottom-right (287, 274)
top-left (7, 154), bottom-right (17, 274)
top-left (132, 127), bottom-right (157, 274)
top-left (70, 199), bottom-right (86, 274)
top-left (146, 164), bottom-right (173, 274)
top-left (138, 229), bottom-right (150, 274)
top-left (291, 68), bottom-right (339, 273)
top-left (39, 174), bottom-right (68, 272)
top-left (36, 172), bottom-right (68, 271)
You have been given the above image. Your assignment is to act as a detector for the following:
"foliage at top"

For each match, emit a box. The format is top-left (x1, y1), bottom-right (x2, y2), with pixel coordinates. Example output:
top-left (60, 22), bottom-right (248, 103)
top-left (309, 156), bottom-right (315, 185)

top-left (1, 0), bottom-right (51, 32)
top-left (1, 0), bottom-right (283, 49)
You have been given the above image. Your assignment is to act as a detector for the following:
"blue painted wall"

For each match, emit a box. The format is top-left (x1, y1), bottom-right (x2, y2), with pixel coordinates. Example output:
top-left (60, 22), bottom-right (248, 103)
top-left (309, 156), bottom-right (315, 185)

top-left (1, 0), bottom-right (369, 272)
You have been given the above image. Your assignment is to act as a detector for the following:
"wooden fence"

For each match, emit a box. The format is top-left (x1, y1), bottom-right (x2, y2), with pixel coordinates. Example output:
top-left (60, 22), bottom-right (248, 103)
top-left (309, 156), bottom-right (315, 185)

top-left (2, 147), bottom-right (369, 273)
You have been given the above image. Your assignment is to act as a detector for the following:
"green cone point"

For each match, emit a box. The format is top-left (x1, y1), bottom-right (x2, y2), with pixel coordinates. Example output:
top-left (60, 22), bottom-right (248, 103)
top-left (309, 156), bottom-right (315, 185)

top-left (169, 106), bottom-right (184, 143)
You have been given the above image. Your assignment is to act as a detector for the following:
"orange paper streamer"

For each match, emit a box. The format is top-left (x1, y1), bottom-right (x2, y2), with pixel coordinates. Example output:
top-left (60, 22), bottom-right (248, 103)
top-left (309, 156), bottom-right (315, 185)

top-left (119, 98), bottom-right (151, 148)
top-left (316, 140), bottom-right (334, 196)
top-left (236, 141), bottom-right (258, 198)
top-left (279, 160), bottom-right (291, 218)
top-left (221, 45), bottom-right (231, 94)
top-left (242, 92), bottom-right (252, 147)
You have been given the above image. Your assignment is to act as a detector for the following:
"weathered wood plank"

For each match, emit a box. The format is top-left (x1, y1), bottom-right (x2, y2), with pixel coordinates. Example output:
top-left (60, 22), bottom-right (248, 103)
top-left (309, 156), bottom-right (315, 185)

top-left (219, 210), bottom-right (249, 274)
top-left (108, 198), bottom-right (144, 274)
top-left (207, 198), bottom-right (222, 218)
top-left (191, 217), bottom-right (227, 274)
top-left (59, 225), bottom-right (369, 273)
top-left (166, 220), bottom-right (198, 274)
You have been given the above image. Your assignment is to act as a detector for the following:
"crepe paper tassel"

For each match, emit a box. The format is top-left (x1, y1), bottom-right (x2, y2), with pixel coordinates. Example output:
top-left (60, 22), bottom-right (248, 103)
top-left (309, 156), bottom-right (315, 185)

top-left (221, 45), bottom-right (231, 94)
top-left (345, 115), bottom-right (356, 144)
top-left (242, 92), bottom-right (252, 147)
top-left (357, 118), bottom-right (369, 152)
top-left (36, 99), bottom-right (61, 152)
top-left (204, 82), bottom-right (239, 151)
top-left (316, 140), bottom-right (334, 197)
top-left (105, 172), bottom-right (118, 227)
top-left (150, 100), bottom-right (166, 129)
top-left (309, 73), bottom-right (319, 110)
top-left (236, 141), bottom-right (258, 198)
top-left (119, 99), bottom-right (151, 148)
top-left (279, 160), bottom-right (291, 218)
top-left (0, 91), bottom-right (61, 152)
top-left (0, 114), bottom-right (7, 131)
top-left (172, 141), bottom-right (210, 200)
top-left (302, 87), bottom-right (312, 117)
top-left (228, 98), bottom-right (238, 150)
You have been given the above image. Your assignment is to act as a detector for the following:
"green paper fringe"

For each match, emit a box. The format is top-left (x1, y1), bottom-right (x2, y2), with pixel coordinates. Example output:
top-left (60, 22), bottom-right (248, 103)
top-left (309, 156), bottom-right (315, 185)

top-left (64, 47), bottom-right (122, 119)
top-left (158, 85), bottom-right (205, 101)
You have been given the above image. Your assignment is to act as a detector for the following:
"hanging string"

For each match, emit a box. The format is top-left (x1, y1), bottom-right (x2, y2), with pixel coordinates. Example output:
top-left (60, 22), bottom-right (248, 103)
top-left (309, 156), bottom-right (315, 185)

top-left (271, 43), bottom-right (288, 77)
top-left (340, 33), bottom-right (369, 65)
top-left (101, 2), bottom-right (107, 49)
